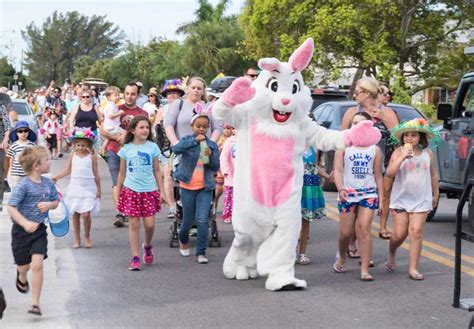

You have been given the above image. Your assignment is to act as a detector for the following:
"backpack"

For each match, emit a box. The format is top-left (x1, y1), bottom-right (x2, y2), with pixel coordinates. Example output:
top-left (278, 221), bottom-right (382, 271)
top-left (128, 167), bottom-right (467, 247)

top-left (155, 99), bottom-right (183, 158)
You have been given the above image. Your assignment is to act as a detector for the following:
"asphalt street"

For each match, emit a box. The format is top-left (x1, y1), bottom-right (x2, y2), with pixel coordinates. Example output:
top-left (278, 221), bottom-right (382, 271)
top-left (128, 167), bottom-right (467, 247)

top-left (1, 155), bottom-right (473, 328)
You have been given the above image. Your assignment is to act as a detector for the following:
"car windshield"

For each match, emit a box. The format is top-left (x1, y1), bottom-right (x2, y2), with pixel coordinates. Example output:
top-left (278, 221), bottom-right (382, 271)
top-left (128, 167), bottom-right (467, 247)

top-left (11, 102), bottom-right (31, 115)
top-left (390, 105), bottom-right (425, 122)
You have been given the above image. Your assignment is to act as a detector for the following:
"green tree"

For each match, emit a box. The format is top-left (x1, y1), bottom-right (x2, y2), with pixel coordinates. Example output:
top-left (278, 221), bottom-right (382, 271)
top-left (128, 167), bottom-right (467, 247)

top-left (177, 0), bottom-right (231, 34)
top-left (240, 0), bottom-right (474, 94)
top-left (0, 57), bottom-right (16, 87)
top-left (22, 11), bottom-right (124, 84)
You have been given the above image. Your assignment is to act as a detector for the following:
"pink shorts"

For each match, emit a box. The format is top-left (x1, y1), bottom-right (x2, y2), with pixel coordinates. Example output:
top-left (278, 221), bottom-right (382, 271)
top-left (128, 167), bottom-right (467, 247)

top-left (117, 187), bottom-right (161, 217)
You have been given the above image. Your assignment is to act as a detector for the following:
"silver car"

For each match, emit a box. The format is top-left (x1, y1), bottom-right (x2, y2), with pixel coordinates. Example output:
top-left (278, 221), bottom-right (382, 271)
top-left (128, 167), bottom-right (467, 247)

top-left (11, 99), bottom-right (38, 133)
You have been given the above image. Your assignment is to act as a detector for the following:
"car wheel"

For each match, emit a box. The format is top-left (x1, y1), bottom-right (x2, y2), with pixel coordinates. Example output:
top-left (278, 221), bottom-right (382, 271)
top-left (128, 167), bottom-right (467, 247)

top-left (427, 195), bottom-right (439, 222)
top-left (319, 151), bottom-right (336, 192)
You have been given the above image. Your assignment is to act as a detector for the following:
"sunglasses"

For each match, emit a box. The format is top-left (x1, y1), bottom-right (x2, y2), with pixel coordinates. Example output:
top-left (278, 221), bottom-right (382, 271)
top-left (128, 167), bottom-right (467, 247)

top-left (82, 96), bottom-right (90, 99)
top-left (353, 90), bottom-right (365, 97)
top-left (16, 129), bottom-right (29, 134)
top-left (246, 74), bottom-right (258, 78)
top-left (148, 94), bottom-right (156, 97)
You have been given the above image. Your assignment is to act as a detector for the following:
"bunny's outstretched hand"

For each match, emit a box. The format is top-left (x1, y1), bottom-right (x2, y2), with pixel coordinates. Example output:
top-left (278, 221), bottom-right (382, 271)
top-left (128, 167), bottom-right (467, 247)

top-left (222, 77), bottom-right (256, 107)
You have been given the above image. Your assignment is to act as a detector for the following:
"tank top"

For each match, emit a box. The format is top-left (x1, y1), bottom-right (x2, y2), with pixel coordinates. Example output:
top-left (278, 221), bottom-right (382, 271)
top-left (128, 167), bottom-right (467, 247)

top-left (390, 149), bottom-right (432, 212)
top-left (71, 154), bottom-right (95, 179)
top-left (356, 105), bottom-right (394, 169)
top-left (75, 105), bottom-right (98, 130)
top-left (342, 145), bottom-right (378, 202)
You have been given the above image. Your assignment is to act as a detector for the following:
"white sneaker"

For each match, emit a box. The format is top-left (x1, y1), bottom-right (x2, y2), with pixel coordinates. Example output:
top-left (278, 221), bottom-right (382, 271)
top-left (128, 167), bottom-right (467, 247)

top-left (179, 242), bottom-right (190, 257)
top-left (197, 255), bottom-right (208, 264)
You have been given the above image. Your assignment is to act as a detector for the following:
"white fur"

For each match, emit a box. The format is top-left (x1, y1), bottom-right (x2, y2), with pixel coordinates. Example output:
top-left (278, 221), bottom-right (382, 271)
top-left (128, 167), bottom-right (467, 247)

top-left (214, 49), bottom-right (345, 291)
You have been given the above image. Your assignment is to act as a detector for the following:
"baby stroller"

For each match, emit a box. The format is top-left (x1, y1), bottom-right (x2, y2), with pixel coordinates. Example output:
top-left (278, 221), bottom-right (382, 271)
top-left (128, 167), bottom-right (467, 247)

top-left (168, 182), bottom-right (221, 248)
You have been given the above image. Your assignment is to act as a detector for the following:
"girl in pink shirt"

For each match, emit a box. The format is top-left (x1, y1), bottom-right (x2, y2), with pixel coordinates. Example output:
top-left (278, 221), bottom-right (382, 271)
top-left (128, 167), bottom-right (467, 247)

top-left (219, 132), bottom-right (237, 223)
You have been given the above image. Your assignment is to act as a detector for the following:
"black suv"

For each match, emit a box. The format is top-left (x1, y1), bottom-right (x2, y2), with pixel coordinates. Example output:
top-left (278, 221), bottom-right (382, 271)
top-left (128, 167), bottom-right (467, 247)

top-left (435, 72), bottom-right (474, 227)
top-left (311, 88), bottom-right (349, 111)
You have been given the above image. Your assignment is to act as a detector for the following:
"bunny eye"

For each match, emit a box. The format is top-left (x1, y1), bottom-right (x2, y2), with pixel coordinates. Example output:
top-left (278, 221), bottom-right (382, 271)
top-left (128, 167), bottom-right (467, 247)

top-left (292, 80), bottom-right (300, 94)
top-left (267, 78), bottom-right (278, 92)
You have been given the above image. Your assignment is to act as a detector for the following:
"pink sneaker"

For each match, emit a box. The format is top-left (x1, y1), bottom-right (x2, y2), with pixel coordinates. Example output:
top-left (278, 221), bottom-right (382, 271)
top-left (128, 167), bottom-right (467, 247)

top-left (129, 256), bottom-right (141, 271)
top-left (142, 244), bottom-right (154, 265)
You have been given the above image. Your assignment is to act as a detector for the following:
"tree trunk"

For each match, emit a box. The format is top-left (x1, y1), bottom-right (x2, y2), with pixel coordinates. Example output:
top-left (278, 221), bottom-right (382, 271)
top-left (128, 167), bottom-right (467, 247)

top-left (349, 68), bottom-right (365, 100)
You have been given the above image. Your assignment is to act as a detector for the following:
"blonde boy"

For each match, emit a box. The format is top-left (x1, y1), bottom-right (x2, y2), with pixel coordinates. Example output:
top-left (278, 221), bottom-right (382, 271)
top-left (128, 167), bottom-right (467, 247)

top-left (101, 86), bottom-right (124, 155)
top-left (7, 146), bottom-right (59, 316)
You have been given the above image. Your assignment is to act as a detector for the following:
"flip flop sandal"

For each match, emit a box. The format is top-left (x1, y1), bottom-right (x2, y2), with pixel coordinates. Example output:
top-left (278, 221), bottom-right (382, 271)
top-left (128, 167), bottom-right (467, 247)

top-left (16, 270), bottom-right (29, 294)
top-left (346, 249), bottom-right (360, 259)
top-left (360, 274), bottom-right (374, 282)
top-left (359, 260), bottom-right (375, 267)
top-left (409, 272), bottom-right (424, 281)
top-left (28, 305), bottom-right (42, 316)
top-left (384, 263), bottom-right (397, 272)
top-left (379, 232), bottom-right (392, 240)
top-left (333, 262), bottom-right (346, 273)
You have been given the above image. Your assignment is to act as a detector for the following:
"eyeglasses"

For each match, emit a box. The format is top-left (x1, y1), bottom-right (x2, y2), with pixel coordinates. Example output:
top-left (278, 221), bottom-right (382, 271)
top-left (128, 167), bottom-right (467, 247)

top-left (246, 74), bottom-right (257, 78)
top-left (383, 92), bottom-right (392, 97)
top-left (54, 91), bottom-right (60, 94)
top-left (82, 96), bottom-right (90, 99)
top-left (148, 95), bottom-right (156, 97)
top-left (353, 90), bottom-right (366, 97)
top-left (16, 129), bottom-right (28, 134)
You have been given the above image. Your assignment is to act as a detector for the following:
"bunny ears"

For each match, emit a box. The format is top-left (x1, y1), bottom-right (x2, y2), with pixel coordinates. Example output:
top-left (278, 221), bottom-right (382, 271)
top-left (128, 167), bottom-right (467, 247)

top-left (190, 102), bottom-right (212, 124)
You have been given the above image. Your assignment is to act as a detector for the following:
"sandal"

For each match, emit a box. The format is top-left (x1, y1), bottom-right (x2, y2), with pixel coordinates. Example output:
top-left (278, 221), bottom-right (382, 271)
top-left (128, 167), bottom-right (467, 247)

top-left (360, 273), bottom-right (374, 282)
top-left (298, 254), bottom-right (311, 265)
top-left (359, 259), bottom-right (375, 267)
top-left (409, 271), bottom-right (424, 281)
top-left (346, 249), bottom-right (360, 259)
top-left (384, 262), bottom-right (397, 273)
top-left (379, 231), bottom-right (392, 240)
top-left (28, 305), bottom-right (42, 316)
top-left (16, 270), bottom-right (29, 294)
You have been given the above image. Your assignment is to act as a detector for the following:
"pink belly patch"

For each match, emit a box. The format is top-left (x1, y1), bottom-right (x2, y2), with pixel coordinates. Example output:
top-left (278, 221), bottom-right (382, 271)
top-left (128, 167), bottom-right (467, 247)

top-left (250, 123), bottom-right (295, 207)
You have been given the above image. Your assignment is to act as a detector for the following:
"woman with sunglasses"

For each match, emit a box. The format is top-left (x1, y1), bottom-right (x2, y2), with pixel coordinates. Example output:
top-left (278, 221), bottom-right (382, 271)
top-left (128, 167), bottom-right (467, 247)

top-left (67, 90), bottom-right (101, 136)
top-left (340, 77), bottom-right (399, 259)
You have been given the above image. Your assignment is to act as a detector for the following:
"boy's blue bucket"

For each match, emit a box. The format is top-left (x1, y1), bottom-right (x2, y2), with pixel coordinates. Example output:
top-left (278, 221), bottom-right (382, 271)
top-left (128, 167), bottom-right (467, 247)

top-left (48, 200), bottom-right (70, 237)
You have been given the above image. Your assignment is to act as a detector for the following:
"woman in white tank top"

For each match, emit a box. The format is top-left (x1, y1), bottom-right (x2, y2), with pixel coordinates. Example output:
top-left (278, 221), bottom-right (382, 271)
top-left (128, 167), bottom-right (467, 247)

top-left (333, 113), bottom-right (384, 282)
top-left (385, 119), bottom-right (440, 281)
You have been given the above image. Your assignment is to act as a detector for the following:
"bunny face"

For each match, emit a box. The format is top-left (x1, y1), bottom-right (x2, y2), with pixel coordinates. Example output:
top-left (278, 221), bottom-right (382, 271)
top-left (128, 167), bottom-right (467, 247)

top-left (243, 39), bottom-right (314, 139)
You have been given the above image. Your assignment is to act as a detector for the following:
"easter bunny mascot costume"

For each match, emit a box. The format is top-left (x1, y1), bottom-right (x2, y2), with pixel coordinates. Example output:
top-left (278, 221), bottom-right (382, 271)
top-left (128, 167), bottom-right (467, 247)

top-left (212, 38), bottom-right (348, 291)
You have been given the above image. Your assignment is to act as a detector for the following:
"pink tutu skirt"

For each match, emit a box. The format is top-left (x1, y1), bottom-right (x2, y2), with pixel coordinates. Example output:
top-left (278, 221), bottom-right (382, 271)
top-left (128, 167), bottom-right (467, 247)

top-left (117, 187), bottom-right (161, 217)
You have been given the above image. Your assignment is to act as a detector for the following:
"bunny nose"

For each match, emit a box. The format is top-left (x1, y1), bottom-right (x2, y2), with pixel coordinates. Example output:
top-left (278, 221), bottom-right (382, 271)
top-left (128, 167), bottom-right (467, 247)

top-left (281, 98), bottom-right (290, 106)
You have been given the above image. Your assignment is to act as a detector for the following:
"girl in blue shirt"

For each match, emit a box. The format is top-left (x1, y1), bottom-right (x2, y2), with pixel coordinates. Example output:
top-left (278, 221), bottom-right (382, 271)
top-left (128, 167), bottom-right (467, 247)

top-left (117, 116), bottom-right (171, 271)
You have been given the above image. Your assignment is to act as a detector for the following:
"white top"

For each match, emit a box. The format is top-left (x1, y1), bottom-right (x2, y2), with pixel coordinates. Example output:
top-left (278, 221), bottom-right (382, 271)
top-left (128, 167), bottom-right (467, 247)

top-left (342, 145), bottom-right (378, 202)
top-left (103, 101), bottom-right (121, 131)
top-left (143, 102), bottom-right (158, 118)
top-left (43, 119), bottom-right (59, 135)
top-left (71, 154), bottom-right (95, 179)
top-left (390, 149), bottom-right (432, 212)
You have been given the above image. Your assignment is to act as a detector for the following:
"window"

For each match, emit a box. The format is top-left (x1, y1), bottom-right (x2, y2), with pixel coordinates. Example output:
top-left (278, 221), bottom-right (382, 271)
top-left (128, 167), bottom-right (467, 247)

top-left (11, 102), bottom-right (31, 115)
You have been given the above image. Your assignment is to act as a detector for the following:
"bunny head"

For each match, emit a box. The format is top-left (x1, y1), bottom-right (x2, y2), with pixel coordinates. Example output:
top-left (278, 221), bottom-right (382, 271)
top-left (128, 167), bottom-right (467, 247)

top-left (247, 38), bottom-right (315, 138)
top-left (342, 120), bottom-right (381, 147)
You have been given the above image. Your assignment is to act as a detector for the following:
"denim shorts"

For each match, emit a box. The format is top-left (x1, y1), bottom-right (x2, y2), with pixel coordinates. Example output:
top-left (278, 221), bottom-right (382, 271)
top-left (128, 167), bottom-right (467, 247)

top-left (337, 197), bottom-right (379, 213)
top-left (106, 151), bottom-right (120, 186)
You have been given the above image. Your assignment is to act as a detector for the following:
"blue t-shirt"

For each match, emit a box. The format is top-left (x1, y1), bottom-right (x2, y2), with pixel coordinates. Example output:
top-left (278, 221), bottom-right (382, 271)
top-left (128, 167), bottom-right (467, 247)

top-left (118, 141), bottom-right (160, 192)
top-left (8, 176), bottom-right (58, 224)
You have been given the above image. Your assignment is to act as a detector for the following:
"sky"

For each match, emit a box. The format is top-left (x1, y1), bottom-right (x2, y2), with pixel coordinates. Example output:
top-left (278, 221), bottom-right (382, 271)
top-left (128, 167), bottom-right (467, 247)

top-left (0, 0), bottom-right (246, 71)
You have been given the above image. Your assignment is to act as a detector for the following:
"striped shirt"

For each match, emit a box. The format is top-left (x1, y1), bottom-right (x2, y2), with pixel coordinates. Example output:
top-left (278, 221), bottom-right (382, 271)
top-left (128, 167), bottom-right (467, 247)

top-left (7, 141), bottom-right (36, 177)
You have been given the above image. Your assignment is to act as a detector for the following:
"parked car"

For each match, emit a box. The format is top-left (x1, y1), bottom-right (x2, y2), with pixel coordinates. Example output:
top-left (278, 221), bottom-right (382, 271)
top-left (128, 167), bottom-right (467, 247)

top-left (11, 99), bottom-right (38, 133)
top-left (310, 101), bottom-right (428, 191)
top-left (210, 76), bottom-right (237, 93)
top-left (435, 71), bottom-right (474, 228)
top-left (81, 78), bottom-right (108, 93)
top-left (310, 88), bottom-right (349, 111)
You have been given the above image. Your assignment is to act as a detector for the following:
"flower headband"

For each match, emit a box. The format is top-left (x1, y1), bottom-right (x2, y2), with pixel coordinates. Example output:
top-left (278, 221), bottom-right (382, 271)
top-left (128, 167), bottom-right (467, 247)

top-left (66, 127), bottom-right (97, 144)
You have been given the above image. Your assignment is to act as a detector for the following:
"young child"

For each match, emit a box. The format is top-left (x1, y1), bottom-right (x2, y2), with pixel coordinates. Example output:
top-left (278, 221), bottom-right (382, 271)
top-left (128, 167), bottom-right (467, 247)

top-left (297, 146), bottom-right (330, 265)
top-left (101, 86), bottom-right (124, 155)
top-left (172, 112), bottom-right (220, 264)
top-left (53, 128), bottom-right (101, 249)
top-left (385, 118), bottom-right (440, 281)
top-left (116, 116), bottom-right (170, 271)
top-left (333, 113), bottom-right (383, 281)
top-left (214, 124), bottom-right (234, 212)
top-left (7, 121), bottom-right (37, 187)
top-left (219, 129), bottom-right (237, 223)
top-left (7, 146), bottom-right (59, 316)
top-left (43, 108), bottom-right (60, 159)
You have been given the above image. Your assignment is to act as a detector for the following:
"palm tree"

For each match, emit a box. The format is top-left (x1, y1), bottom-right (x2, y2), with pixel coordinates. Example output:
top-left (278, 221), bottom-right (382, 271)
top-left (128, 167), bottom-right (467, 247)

top-left (176, 0), bottom-right (231, 34)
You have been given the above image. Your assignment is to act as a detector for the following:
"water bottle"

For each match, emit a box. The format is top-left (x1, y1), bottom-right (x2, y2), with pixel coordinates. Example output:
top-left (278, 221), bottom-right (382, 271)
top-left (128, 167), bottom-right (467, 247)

top-left (200, 140), bottom-right (209, 164)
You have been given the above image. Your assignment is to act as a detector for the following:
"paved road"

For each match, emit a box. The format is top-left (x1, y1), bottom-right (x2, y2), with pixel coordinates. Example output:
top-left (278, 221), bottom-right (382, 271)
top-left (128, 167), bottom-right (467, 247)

top-left (1, 155), bottom-right (473, 328)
